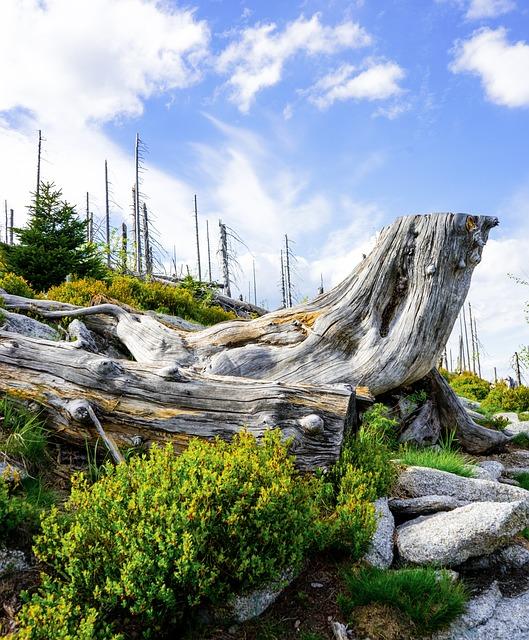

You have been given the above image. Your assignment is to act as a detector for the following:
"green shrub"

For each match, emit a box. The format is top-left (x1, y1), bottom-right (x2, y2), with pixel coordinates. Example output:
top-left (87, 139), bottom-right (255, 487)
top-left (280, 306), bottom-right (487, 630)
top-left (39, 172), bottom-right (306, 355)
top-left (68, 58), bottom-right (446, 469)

top-left (449, 372), bottom-right (491, 401)
top-left (338, 567), bottom-right (468, 635)
top-left (329, 404), bottom-right (397, 500)
top-left (0, 272), bottom-right (36, 298)
top-left (46, 275), bottom-right (235, 326)
top-left (0, 477), bottom-right (41, 546)
top-left (399, 445), bottom-right (475, 478)
top-left (45, 278), bottom-right (107, 307)
top-left (313, 465), bottom-right (377, 556)
top-left (519, 412), bottom-right (529, 422)
top-left (17, 432), bottom-right (321, 638)
top-left (481, 382), bottom-right (529, 413)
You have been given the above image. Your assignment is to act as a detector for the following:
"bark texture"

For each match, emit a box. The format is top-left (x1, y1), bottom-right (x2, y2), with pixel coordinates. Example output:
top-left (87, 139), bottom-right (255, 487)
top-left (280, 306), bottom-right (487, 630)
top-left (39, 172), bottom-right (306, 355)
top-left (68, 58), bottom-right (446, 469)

top-left (0, 212), bottom-right (503, 461)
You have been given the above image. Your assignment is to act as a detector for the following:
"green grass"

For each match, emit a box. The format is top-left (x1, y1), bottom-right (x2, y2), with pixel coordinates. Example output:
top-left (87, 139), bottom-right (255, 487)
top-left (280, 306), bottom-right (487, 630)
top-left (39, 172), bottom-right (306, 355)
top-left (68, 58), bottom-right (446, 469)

top-left (299, 633), bottom-right (326, 640)
top-left (338, 567), bottom-right (468, 635)
top-left (399, 445), bottom-right (476, 478)
top-left (512, 433), bottom-right (529, 448)
top-left (521, 528), bottom-right (529, 542)
top-left (514, 472), bottom-right (529, 492)
top-left (0, 396), bottom-right (48, 467)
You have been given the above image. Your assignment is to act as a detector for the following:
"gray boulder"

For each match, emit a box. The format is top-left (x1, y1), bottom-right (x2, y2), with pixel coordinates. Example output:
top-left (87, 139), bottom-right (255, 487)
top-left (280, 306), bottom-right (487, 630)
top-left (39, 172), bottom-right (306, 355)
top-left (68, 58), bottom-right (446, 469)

top-left (1, 311), bottom-right (60, 341)
top-left (477, 460), bottom-right (504, 480)
top-left (0, 549), bottom-right (28, 577)
top-left (363, 498), bottom-right (394, 569)
top-left (504, 421), bottom-right (529, 436)
top-left (457, 396), bottom-right (481, 411)
top-left (396, 500), bottom-right (529, 566)
top-left (388, 495), bottom-right (468, 516)
top-left (396, 466), bottom-right (529, 503)
top-left (434, 581), bottom-right (529, 640)
top-left (463, 543), bottom-right (529, 572)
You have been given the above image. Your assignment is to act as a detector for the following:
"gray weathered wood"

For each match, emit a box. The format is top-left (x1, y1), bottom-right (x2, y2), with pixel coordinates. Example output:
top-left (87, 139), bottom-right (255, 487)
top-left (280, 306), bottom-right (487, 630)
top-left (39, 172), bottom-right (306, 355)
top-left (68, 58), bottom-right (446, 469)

top-left (0, 213), bottom-right (503, 458)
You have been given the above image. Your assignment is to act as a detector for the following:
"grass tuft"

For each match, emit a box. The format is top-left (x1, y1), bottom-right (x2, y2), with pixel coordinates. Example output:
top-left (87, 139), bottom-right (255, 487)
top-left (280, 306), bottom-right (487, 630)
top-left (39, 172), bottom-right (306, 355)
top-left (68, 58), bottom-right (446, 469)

top-left (512, 433), bottom-right (529, 448)
top-left (399, 446), bottom-right (476, 478)
top-left (0, 396), bottom-right (48, 467)
top-left (338, 566), bottom-right (468, 636)
top-left (515, 472), bottom-right (529, 492)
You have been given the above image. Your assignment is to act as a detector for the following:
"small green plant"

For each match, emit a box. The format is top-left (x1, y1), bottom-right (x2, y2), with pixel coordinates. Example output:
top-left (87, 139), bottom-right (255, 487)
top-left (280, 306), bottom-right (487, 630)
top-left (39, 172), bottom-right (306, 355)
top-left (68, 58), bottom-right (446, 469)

top-left (0, 477), bottom-right (42, 546)
top-left (407, 389), bottom-right (428, 406)
top-left (512, 433), bottom-right (529, 448)
top-left (521, 527), bottom-right (529, 542)
top-left (0, 272), bottom-right (36, 298)
top-left (338, 567), bottom-right (468, 635)
top-left (518, 412), bottom-right (529, 422)
top-left (328, 404), bottom-right (397, 500)
top-left (399, 445), bottom-right (475, 478)
top-left (0, 396), bottom-right (48, 468)
top-left (515, 472), bottom-right (529, 492)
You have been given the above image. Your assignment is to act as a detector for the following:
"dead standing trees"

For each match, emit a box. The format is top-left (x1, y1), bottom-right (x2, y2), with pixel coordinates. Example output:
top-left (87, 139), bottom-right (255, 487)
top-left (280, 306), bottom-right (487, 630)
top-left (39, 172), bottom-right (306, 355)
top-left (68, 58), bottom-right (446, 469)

top-left (0, 212), bottom-right (507, 464)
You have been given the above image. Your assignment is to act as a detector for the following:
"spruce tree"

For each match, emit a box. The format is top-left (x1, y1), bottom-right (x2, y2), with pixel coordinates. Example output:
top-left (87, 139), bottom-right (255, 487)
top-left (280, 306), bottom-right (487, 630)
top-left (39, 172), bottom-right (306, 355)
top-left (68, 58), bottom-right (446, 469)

top-left (2, 182), bottom-right (106, 291)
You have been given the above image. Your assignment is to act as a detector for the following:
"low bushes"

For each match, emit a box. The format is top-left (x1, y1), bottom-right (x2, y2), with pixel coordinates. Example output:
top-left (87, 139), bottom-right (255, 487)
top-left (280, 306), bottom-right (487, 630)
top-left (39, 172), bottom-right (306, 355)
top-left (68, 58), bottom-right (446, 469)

top-left (46, 275), bottom-right (235, 326)
top-left (17, 430), bottom-right (380, 639)
top-left (0, 272), bottom-right (35, 298)
top-left (448, 372), bottom-right (491, 402)
top-left (481, 382), bottom-right (529, 413)
top-left (339, 566), bottom-right (468, 636)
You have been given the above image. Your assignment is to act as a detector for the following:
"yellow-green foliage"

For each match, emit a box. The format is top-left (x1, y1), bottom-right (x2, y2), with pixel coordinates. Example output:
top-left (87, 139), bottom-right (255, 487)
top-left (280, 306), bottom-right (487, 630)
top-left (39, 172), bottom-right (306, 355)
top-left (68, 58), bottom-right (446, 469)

top-left (449, 372), bottom-right (491, 401)
top-left (481, 382), bottom-right (529, 413)
top-left (328, 404), bottom-right (397, 500)
top-left (46, 275), bottom-right (235, 326)
top-left (17, 431), bottom-right (380, 638)
top-left (0, 272), bottom-right (35, 298)
top-left (313, 465), bottom-right (377, 556)
top-left (0, 477), bottom-right (41, 546)
top-left (18, 433), bottom-right (317, 638)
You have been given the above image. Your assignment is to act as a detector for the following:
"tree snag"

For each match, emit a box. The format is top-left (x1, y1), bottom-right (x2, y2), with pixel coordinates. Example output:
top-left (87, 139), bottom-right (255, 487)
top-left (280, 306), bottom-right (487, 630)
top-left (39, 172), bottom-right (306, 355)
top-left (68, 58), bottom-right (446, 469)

top-left (0, 213), bottom-right (505, 463)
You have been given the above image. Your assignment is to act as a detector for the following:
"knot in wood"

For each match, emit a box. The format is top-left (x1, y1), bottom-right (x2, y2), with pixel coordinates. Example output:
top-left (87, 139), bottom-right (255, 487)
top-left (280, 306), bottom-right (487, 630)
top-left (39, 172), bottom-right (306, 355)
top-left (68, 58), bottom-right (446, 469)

top-left (425, 264), bottom-right (436, 276)
top-left (67, 399), bottom-right (92, 424)
top-left (89, 359), bottom-right (124, 378)
top-left (299, 414), bottom-right (325, 435)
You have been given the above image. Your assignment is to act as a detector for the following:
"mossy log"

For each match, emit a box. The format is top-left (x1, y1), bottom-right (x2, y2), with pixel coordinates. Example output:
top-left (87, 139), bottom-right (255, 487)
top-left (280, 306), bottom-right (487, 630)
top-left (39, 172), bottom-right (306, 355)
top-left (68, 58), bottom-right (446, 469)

top-left (0, 212), bottom-right (506, 460)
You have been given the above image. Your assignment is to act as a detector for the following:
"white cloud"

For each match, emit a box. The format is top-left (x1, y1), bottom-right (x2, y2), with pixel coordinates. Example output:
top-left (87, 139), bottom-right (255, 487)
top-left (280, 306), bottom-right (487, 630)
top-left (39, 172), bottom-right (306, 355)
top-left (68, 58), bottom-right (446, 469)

top-left (465, 0), bottom-right (515, 19)
top-left (450, 27), bottom-right (529, 107)
top-left (0, 0), bottom-right (209, 126)
top-left (215, 13), bottom-right (372, 112)
top-left (306, 61), bottom-right (405, 110)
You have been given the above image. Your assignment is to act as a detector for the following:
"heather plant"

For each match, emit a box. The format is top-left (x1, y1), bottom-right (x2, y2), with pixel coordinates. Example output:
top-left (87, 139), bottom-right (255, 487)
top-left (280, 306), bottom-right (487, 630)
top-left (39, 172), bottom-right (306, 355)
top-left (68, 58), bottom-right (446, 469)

top-left (46, 274), bottom-right (234, 326)
top-left (17, 432), bottom-right (319, 638)
top-left (0, 272), bottom-right (35, 298)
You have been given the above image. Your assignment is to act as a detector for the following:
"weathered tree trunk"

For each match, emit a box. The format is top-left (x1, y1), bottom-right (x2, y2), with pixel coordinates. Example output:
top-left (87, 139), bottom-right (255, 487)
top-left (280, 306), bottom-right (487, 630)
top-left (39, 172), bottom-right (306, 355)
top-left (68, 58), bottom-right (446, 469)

top-left (399, 369), bottom-right (509, 453)
top-left (0, 213), bottom-right (504, 460)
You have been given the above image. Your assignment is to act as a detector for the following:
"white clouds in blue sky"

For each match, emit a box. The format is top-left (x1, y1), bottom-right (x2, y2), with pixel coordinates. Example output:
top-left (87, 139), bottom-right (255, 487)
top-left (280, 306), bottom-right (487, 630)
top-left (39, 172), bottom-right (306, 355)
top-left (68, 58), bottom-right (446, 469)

top-left (0, 0), bottom-right (528, 379)
top-left (451, 27), bottom-right (529, 107)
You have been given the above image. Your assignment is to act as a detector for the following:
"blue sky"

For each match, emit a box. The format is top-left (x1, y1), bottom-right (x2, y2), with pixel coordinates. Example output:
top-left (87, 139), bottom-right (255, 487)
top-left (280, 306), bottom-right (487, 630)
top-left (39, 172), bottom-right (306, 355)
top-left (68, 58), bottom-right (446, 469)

top-left (0, 0), bottom-right (528, 380)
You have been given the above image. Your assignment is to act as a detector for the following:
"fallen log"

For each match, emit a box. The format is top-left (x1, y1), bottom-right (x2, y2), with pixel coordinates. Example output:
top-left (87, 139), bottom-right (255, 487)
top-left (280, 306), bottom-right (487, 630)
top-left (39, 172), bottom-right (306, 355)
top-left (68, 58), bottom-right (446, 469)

top-left (0, 331), bottom-right (355, 469)
top-left (0, 212), bottom-right (504, 459)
